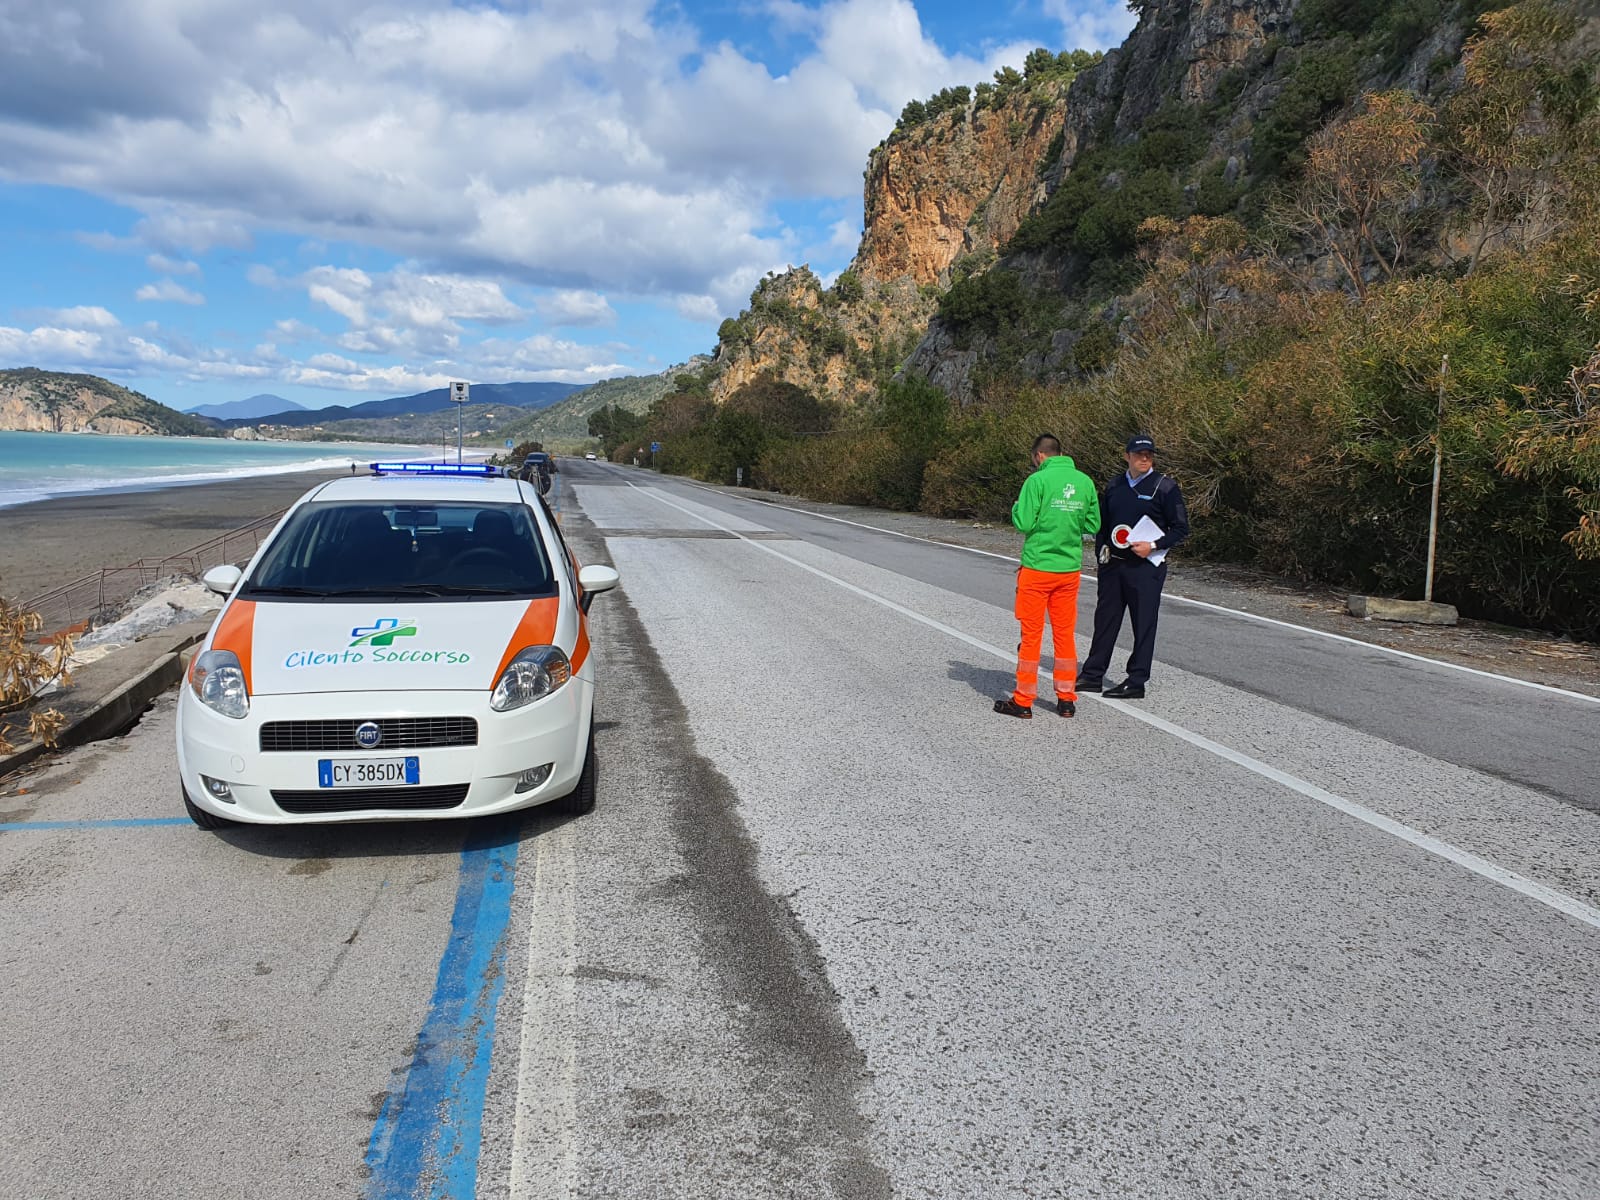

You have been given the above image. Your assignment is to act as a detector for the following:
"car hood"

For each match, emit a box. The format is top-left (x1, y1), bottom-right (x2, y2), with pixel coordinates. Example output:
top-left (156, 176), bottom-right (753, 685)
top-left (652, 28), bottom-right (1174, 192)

top-left (209, 596), bottom-right (562, 697)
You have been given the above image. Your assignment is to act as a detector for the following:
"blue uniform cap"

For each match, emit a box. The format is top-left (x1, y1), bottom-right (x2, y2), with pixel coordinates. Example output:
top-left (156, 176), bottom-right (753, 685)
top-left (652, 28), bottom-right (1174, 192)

top-left (1125, 435), bottom-right (1157, 454)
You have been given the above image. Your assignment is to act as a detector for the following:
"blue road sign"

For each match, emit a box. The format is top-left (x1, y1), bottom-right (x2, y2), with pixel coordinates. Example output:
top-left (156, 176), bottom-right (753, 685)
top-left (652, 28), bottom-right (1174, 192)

top-left (505, 439), bottom-right (513, 448)
top-left (651, 442), bottom-right (661, 453)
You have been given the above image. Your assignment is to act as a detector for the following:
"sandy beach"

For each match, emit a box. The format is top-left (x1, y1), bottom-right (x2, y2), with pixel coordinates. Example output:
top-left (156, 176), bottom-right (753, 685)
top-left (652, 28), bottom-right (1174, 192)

top-left (0, 469), bottom-right (353, 602)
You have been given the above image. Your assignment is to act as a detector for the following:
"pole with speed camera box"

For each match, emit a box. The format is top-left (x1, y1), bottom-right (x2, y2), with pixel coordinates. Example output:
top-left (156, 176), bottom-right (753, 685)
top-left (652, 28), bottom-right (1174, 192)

top-left (450, 381), bottom-right (469, 465)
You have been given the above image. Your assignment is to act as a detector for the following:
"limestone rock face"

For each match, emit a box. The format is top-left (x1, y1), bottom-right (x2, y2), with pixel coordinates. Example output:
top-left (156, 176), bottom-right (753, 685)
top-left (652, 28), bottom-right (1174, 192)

top-left (1072, 0), bottom-right (1296, 140)
top-left (707, 267), bottom-right (937, 408)
top-left (706, 0), bottom-right (1318, 411)
top-left (857, 81), bottom-right (1073, 289)
top-left (0, 368), bottom-right (218, 437)
top-left (0, 376), bottom-right (130, 432)
top-left (708, 85), bottom-right (1073, 408)
top-left (901, 0), bottom-right (1302, 403)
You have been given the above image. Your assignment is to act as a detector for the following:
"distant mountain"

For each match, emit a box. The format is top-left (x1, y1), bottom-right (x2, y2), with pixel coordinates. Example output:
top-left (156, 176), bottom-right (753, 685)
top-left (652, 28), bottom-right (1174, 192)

top-left (185, 393), bottom-right (304, 420)
top-left (494, 360), bottom-right (712, 447)
top-left (0, 368), bottom-right (223, 437)
top-left (234, 381), bottom-right (582, 428)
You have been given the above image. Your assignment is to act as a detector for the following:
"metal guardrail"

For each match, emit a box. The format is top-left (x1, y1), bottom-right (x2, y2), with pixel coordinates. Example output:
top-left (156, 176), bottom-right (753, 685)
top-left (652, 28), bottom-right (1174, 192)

top-left (21, 509), bottom-right (287, 638)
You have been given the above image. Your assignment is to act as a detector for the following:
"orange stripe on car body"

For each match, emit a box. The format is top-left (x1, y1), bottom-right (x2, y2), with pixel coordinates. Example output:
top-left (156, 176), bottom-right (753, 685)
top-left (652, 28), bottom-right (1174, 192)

top-left (570, 614), bottom-right (591, 674)
top-left (209, 600), bottom-right (257, 691)
top-left (490, 597), bottom-right (561, 686)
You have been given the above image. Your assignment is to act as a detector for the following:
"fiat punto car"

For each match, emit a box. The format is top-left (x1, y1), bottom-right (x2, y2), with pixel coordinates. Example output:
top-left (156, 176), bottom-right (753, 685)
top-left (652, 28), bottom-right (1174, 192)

top-left (175, 463), bottom-right (618, 827)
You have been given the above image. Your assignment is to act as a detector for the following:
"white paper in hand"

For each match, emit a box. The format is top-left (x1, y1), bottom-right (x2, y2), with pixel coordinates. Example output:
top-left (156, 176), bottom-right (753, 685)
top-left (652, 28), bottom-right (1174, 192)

top-left (1127, 514), bottom-right (1167, 565)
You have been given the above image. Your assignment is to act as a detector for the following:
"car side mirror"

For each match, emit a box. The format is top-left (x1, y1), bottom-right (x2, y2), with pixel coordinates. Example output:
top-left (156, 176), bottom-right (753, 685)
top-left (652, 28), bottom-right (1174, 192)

top-left (202, 564), bottom-right (244, 596)
top-left (577, 565), bottom-right (619, 612)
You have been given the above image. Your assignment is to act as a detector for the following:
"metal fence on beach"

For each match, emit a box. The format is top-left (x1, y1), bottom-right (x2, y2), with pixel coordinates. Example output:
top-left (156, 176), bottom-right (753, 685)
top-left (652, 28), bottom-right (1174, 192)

top-left (21, 510), bottom-right (286, 639)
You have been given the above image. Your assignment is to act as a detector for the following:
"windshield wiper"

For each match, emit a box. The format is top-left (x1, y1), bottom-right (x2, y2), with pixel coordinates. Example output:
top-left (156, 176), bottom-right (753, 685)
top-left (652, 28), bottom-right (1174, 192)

top-left (245, 585), bottom-right (341, 597)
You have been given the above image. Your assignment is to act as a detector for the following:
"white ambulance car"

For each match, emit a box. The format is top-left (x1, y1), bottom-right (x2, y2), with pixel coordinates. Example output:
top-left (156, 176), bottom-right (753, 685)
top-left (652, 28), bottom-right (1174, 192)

top-left (175, 463), bottom-right (618, 827)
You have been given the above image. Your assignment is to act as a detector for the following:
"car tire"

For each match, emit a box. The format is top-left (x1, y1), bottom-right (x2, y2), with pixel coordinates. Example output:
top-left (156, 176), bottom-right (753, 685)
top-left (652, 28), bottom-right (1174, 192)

top-left (181, 777), bottom-right (235, 830)
top-left (555, 725), bottom-right (596, 816)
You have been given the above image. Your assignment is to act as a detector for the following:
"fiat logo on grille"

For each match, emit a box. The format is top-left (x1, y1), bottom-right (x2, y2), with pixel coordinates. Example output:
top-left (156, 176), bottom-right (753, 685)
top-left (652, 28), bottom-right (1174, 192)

top-left (355, 722), bottom-right (383, 749)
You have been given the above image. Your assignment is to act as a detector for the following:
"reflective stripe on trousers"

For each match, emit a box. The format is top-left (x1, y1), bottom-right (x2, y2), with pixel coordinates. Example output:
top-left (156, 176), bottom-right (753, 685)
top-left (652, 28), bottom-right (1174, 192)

top-left (1012, 566), bottom-right (1081, 706)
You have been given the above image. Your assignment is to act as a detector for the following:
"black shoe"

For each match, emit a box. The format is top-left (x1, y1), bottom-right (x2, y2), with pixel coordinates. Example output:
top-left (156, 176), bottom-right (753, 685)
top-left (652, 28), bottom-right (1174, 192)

top-left (1076, 678), bottom-right (1102, 693)
top-left (1103, 680), bottom-right (1145, 700)
top-left (993, 697), bottom-right (1033, 719)
top-left (1056, 698), bottom-right (1076, 718)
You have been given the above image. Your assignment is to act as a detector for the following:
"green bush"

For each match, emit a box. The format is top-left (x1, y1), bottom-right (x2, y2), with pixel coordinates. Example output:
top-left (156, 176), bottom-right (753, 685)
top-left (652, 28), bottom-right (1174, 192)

top-left (1072, 323), bottom-right (1118, 373)
top-left (1134, 101), bottom-right (1209, 171)
top-left (1193, 160), bottom-right (1244, 216)
top-left (1075, 171), bottom-right (1186, 258)
top-left (938, 270), bottom-right (1030, 342)
top-left (1251, 40), bottom-right (1359, 178)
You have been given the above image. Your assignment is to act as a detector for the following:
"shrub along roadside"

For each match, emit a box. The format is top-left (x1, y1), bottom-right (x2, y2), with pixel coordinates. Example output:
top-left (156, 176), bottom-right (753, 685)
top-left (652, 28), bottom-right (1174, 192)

top-left (646, 231), bottom-right (1600, 639)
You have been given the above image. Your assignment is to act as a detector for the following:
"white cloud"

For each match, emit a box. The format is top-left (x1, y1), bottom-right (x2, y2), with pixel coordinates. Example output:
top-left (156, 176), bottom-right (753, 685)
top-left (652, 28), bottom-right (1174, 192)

top-left (0, 0), bottom-right (1028, 304)
top-left (0, 324), bottom-right (106, 362)
top-left (673, 294), bottom-right (723, 324)
top-left (146, 252), bottom-right (201, 276)
top-left (1041, 0), bottom-right (1139, 52)
top-left (0, 310), bottom-right (640, 398)
top-left (2, 1), bottom-right (1108, 400)
top-left (44, 305), bottom-right (120, 328)
top-left (135, 279), bottom-right (206, 305)
top-left (75, 231), bottom-right (135, 252)
top-left (533, 290), bottom-right (617, 327)
top-left (298, 265), bottom-right (524, 352)
top-left (134, 210), bottom-right (253, 255)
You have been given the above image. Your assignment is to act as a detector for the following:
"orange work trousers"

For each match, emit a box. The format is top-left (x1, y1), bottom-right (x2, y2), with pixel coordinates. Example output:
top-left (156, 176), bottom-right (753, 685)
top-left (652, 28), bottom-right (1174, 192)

top-left (1012, 566), bottom-right (1081, 706)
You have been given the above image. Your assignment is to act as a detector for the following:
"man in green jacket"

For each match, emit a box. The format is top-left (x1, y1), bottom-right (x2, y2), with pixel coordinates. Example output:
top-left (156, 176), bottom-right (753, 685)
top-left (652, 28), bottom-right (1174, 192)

top-left (995, 434), bottom-right (1102, 719)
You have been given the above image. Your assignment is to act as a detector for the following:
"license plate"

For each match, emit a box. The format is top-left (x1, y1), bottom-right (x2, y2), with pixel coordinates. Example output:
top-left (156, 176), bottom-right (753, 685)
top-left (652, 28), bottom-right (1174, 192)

top-left (318, 757), bottom-right (420, 788)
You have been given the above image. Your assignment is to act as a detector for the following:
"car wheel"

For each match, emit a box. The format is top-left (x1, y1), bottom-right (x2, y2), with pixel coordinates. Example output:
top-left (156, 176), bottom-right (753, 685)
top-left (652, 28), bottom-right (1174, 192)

top-left (555, 725), bottom-right (596, 816)
top-left (181, 777), bottom-right (235, 830)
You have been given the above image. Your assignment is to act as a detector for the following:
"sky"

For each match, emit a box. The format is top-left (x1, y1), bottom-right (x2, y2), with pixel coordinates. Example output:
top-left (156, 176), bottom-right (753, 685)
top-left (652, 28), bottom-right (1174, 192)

top-left (0, 0), bottom-right (1137, 413)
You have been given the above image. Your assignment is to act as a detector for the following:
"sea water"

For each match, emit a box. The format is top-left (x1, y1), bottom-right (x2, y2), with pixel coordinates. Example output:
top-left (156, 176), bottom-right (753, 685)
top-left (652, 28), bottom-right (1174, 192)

top-left (0, 431), bottom-right (443, 508)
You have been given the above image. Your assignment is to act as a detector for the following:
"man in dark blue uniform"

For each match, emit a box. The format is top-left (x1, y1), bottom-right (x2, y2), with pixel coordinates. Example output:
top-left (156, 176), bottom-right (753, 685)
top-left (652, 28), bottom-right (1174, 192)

top-left (1076, 435), bottom-right (1190, 700)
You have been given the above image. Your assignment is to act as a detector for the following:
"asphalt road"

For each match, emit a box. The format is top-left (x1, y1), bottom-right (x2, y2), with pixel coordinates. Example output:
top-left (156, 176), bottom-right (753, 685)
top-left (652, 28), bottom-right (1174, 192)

top-left (2, 458), bottom-right (1596, 1199)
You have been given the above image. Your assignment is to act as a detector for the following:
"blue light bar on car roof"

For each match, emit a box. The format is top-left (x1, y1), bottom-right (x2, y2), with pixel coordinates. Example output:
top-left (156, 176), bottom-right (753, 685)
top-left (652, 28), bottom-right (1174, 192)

top-left (368, 462), bottom-right (504, 477)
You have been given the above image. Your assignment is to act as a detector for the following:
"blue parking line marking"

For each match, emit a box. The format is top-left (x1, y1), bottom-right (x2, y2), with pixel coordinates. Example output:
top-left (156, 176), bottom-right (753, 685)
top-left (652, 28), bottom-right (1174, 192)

top-left (364, 820), bottom-right (522, 1198)
top-left (0, 818), bottom-right (191, 831)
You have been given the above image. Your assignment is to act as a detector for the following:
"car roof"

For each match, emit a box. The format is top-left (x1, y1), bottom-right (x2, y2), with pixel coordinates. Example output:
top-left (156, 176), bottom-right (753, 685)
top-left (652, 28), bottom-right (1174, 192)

top-left (304, 474), bottom-right (531, 504)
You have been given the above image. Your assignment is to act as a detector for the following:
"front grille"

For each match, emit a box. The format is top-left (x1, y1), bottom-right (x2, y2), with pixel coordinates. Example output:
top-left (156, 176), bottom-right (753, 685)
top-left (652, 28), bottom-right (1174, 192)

top-left (259, 718), bottom-right (477, 752)
top-left (271, 784), bottom-right (470, 814)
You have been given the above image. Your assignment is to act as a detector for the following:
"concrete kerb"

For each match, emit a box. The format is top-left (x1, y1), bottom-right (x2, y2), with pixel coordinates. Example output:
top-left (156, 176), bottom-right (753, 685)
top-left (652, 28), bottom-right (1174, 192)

top-left (0, 618), bottom-right (214, 780)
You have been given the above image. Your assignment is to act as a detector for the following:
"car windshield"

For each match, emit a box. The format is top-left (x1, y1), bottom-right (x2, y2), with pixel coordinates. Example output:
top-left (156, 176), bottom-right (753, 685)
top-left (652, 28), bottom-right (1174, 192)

top-left (244, 501), bottom-right (556, 599)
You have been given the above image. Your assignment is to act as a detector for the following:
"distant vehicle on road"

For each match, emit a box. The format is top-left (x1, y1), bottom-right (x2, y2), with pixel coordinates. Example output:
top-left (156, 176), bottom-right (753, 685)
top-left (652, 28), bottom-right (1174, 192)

top-left (176, 462), bottom-right (620, 828)
top-left (585, 452), bottom-right (598, 460)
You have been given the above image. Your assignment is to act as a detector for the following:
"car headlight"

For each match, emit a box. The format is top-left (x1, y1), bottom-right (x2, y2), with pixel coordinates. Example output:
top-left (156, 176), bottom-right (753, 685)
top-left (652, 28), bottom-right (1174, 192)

top-left (190, 649), bottom-right (250, 719)
top-left (491, 645), bottom-right (571, 712)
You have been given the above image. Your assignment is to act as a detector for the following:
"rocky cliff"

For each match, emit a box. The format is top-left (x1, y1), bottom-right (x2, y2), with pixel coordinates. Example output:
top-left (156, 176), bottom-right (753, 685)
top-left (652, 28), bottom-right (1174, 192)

top-left (707, 73), bottom-right (1083, 408)
top-left (704, 0), bottom-right (1537, 410)
top-left (856, 76), bottom-right (1078, 288)
top-left (0, 369), bottom-right (219, 436)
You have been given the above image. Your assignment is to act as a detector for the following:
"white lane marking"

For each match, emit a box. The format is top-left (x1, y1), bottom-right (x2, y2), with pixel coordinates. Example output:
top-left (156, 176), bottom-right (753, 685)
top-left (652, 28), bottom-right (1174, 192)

top-left (629, 480), bottom-right (1600, 936)
top-left (669, 477), bottom-right (1600, 707)
top-left (510, 823), bottom-right (580, 1200)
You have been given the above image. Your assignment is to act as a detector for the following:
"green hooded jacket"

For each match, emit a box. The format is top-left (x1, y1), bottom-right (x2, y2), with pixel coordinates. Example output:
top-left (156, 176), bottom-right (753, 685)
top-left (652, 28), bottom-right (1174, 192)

top-left (1011, 455), bottom-right (1101, 573)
